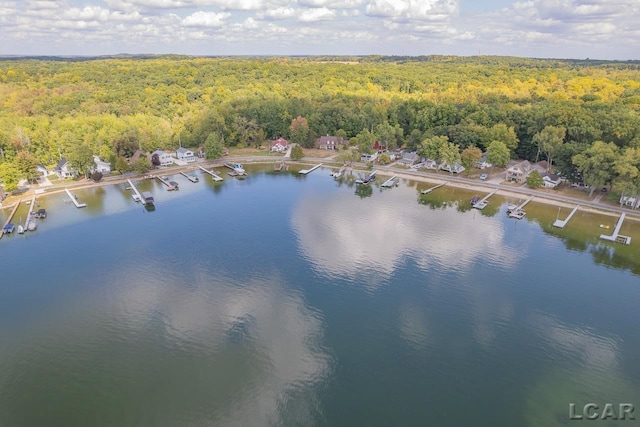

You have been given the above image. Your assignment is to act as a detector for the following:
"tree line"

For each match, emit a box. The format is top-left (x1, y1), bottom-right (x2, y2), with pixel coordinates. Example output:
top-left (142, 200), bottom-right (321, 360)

top-left (0, 56), bottom-right (639, 198)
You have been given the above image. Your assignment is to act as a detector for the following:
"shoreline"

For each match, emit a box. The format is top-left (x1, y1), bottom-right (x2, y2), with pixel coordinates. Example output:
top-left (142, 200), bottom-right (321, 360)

top-left (3, 157), bottom-right (640, 224)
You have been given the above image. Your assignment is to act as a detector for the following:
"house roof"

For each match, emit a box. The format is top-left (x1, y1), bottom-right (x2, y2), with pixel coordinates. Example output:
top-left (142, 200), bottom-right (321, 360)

top-left (272, 137), bottom-right (288, 146)
top-left (508, 160), bottom-right (532, 173)
top-left (542, 173), bottom-right (561, 181)
top-left (177, 147), bottom-right (192, 154)
top-left (56, 158), bottom-right (68, 169)
top-left (317, 136), bottom-right (343, 144)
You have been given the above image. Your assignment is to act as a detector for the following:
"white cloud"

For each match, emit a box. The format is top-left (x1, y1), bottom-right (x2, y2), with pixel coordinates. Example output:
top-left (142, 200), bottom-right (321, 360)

top-left (256, 6), bottom-right (295, 19)
top-left (182, 10), bottom-right (231, 26)
top-left (298, 7), bottom-right (336, 22)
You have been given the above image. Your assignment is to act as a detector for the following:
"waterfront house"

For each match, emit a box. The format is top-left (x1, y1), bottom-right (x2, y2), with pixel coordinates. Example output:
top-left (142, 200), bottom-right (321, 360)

top-left (36, 164), bottom-right (51, 177)
top-left (506, 160), bottom-right (533, 183)
top-left (397, 151), bottom-right (420, 167)
top-left (420, 158), bottom-right (438, 169)
top-left (440, 162), bottom-right (466, 174)
top-left (54, 158), bottom-right (77, 179)
top-left (360, 152), bottom-right (379, 163)
top-left (316, 135), bottom-right (345, 150)
top-left (92, 156), bottom-right (112, 174)
top-left (542, 173), bottom-right (562, 188)
top-left (475, 153), bottom-right (492, 170)
top-left (271, 138), bottom-right (288, 152)
top-left (151, 150), bottom-right (174, 166)
top-left (176, 147), bottom-right (196, 163)
top-left (620, 196), bottom-right (640, 208)
top-left (373, 141), bottom-right (387, 152)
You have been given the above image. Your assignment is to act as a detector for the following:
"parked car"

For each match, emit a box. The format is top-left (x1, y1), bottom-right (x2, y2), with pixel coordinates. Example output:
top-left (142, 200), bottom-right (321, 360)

top-left (480, 173), bottom-right (488, 180)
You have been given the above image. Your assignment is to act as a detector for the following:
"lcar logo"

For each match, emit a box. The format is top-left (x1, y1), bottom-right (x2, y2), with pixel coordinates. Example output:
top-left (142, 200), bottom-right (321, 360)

top-left (569, 403), bottom-right (635, 421)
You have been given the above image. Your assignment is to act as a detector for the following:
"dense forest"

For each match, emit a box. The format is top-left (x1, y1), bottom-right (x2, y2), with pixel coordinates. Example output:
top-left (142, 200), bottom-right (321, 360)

top-left (1, 55), bottom-right (640, 197)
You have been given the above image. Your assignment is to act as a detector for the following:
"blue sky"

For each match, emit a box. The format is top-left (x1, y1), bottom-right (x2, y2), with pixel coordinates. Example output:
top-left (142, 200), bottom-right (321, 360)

top-left (0, 0), bottom-right (638, 59)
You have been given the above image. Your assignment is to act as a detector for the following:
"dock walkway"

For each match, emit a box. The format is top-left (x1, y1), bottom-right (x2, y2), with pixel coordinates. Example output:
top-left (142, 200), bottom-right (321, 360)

top-left (299, 163), bottom-right (322, 175)
top-left (65, 189), bottom-right (87, 208)
top-left (600, 213), bottom-right (631, 245)
top-left (421, 182), bottom-right (448, 194)
top-left (382, 175), bottom-right (398, 188)
top-left (0, 198), bottom-right (21, 239)
top-left (180, 171), bottom-right (199, 182)
top-left (127, 179), bottom-right (144, 202)
top-left (473, 189), bottom-right (499, 209)
top-left (200, 166), bottom-right (224, 181)
top-left (553, 205), bottom-right (580, 228)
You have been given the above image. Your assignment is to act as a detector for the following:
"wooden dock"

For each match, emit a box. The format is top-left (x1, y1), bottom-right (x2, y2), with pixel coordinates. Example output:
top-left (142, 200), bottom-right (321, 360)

top-left (180, 171), bottom-right (199, 182)
top-left (0, 198), bottom-right (21, 239)
top-left (553, 205), bottom-right (580, 228)
top-left (473, 189), bottom-right (499, 209)
top-left (516, 196), bottom-right (534, 210)
top-left (381, 175), bottom-right (398, 188)
top-left (420, 182), bottom-right (448, 195)
top-left (127, 179), bottom-right (144, 203)
top-left (156, 175), bottom-right (177, 190)
top-left (65, 188), bottom-right (87, 208)
top-left (600, 213), bottom-right (631, 245)
top-left (199, 166), bottom-right (224, 181)
top-left (299, 163), bottom-right (322, 175)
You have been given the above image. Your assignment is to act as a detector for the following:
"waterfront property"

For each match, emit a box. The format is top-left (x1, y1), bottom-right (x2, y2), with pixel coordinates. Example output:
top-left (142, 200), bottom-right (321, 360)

top-left (506, 160), bottom-right (533, 183)
top-left (55, 158), bottom-right (77, 179)
top-left (176, 147), bottom-right (196, 163)
top-left (316, 135), bottom-right (345, 150)
top-left (92, 156), bottom-right (112, 174)
top-left (151, 150), bottom-right (175, 166)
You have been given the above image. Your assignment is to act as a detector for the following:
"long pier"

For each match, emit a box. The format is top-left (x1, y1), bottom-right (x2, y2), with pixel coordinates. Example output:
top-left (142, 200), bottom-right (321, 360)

top-left (156, 175), bottom-right (173, 189)
top-left (473, 189), bottom-right (499, 209)
top-left (65, 188), bottom-right (87, 208)
top-left (180, 171), bottom-right (199, 182)
top-left (199, 166), bottom-right (223, 181)
top-left (516, 196), bottom-right (534, 210)
top-left (421, 182), bottom-right (448, 195)
top-left (553, 205), bottom-right (580, 228)
top-left (381, 175), bottom-right (398, 188)
top-left (0, 198), bottom-right (21, 239)
top-left (127, 179), bottom-right (143, 202)
top-left (600, 213), bottom-right (631, 245)
top-left (299, 163), bottom-right (322, 175)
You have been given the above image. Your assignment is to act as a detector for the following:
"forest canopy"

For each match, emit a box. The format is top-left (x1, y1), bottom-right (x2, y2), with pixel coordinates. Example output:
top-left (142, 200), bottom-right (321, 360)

top-left (1, 55), bottom-right (640, 193)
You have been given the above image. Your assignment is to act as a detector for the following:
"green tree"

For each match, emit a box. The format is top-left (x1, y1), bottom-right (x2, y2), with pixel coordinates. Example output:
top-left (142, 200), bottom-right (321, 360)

top-left (0, 161), bottom-right (20, 191)
top-left (418, 135), bottom-right (449, 161)
top-left (460, 146), bottom-right (483, 176)
top-left (290, 116), bottom-right (313, 148)
top-left (290, 145), bottom-right (304, 160)
top-left (484, 124), bottom-right (518, 152)
top-left (440, 142), bottom-right (461, 174)
top-left (533, 126), bottom-right (565, 169)
top-left (204, 132), bottom-right (225, 160)
top-left (572, 141), bottom-right (619, 197)
top-left (378, 153), bottom-right (391, 165)
top-left (14, 151), bottom-right (38, 182)
top-left (115, 157), bottom-right (130, 173)
top-left (486, 140), bottom-right (510, 176)
top-left (131, 157), bottom-right (150, 174)
top-left (354, 129), bottom-right (376, 154)
top-left (613, 147), bottom-right (640, 205)
top-left (68, 144), bottom-right (94, 178)
top-left (374, 122), bottom-right (403, 151)
top-left (526, 170), bottom-right (544, 188)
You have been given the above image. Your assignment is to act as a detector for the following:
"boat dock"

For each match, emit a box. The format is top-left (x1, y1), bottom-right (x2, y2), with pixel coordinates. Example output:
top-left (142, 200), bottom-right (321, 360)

top-left (420, 182), bottom-right (448, 195)
top-left (65, 189), bottom-right (87, 208)
top-left (299, 163), bottom-right (322, 175)
top-left (0, 198), bottom-right (21, 239)
top-left (156, 175), bottom-right (177, 190)
top-left (553, 205), bottom-right (580, 228)
top-left (516, 196), bottom-right (534, 210)
top-left (381, 175), bottom-right (398, 188)
top-left (600, 213), bottom-right (631, 245)
top-left (199, 166), bottom-right (224, 181)
top-left (473, 189), bottom-right (499, 209)
top-left (127, 179), bottom-right (144, 203)
top-left (180, 171), bottom-right (199, 182)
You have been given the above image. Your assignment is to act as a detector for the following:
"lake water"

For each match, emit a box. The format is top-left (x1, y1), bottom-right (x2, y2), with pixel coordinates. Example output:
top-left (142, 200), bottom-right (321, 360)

top-left (1, 165), bottom-right (639, 426)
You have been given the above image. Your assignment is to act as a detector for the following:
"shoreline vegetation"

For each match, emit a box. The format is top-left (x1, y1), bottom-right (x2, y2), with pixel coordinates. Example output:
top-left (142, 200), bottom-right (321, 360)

top-left (3, 156), bottom-right (639, 225)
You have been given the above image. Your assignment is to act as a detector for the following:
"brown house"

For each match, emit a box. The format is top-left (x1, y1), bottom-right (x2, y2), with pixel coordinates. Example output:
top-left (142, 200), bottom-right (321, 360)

top-left (316, 136), bottom-right (345, 150)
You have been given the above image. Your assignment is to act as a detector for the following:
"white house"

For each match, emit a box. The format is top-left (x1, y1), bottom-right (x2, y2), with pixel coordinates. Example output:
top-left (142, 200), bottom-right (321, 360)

top-left (440, 162), bottom-right (466, 174)
top-left (151, 149), bottom-right (174, 166)
top-left (397, 151), bottom-right (420, 167)
top-left (271, 137), bottom-right (288, 153)
top-left (476, 153), bottom-right (492, 169)
top-left (54, 158), bottom-right (76, 179)
top-left (176, 147), bottom-right (196, 163)
top-left (92, 156), bottom-right (111, 174)
top-left (620, 196), bottom-right (640, 208)
top-left (542, 173), bottom-right (562, 188)
top-left (360, 151), bottom-right (379, 163)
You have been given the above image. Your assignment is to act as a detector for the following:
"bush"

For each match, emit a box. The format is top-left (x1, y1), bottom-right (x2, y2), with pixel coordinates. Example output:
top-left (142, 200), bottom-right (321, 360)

top-left (526, 170), bottom-right (544, 188)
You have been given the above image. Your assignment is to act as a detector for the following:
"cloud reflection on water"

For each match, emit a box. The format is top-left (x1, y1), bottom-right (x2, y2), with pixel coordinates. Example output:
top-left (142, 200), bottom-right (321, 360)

top-left (291, 189), bottom-right (519, 286)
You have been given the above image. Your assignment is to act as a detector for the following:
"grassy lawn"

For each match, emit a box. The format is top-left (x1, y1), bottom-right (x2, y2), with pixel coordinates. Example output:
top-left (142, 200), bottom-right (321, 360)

top-left (301, 148), bottom-right (337, 159)
top-left (227, 147), bottom-right (282, 157)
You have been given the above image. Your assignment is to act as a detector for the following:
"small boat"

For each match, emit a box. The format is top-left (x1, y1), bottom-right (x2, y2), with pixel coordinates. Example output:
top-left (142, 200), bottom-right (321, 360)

top-left (132, 194), bottom-right (141, 202)
top-left (27, 218), bottom-right (37, 231)
top-left (473, 200), bottom-right (489, 209)
top-left (508, 209), bottom-right (526, 219)
top-left (506, 204), bottom-right (518, 212)
top-left (599, 224), bottom-right (610, 229)
top-left (34, 208), bottom-right (47, 219)
top-left (167, 180), bottom-right (179, 191)
top-left (3, 223), bottom-right (15, 234)
top-left (17, 224), bottom-right (24, 234)
top-left (188, 174), bottom-right (199, 182)
top-left (470, 196), bottom-right (480, 205)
